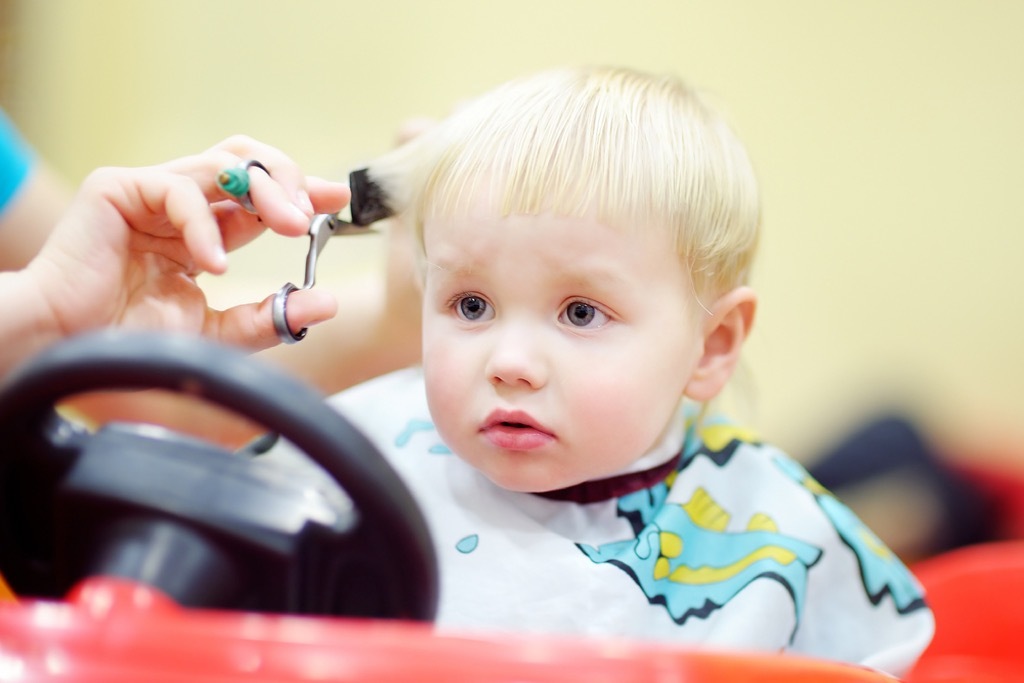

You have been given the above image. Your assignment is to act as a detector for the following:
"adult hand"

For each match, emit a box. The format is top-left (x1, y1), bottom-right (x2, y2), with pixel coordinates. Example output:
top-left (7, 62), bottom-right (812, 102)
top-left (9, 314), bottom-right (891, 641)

top-left (25, 135), bottom-right (348, 352)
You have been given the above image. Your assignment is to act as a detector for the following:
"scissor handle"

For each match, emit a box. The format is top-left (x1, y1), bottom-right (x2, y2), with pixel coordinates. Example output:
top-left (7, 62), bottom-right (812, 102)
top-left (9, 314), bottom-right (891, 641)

top-left (300, 214), bottom-right (335, 290)
top-left (273, 214), bottom-right (374, 345)
top-left (272, 282), bottom-right (306, 344)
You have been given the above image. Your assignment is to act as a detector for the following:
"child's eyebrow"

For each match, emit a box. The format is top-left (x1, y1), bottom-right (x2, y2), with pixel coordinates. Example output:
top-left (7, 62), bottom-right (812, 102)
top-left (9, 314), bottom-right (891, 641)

top-left (423, 260), bottom-right (475, 278)
top-left (556, 264), bottom-right (634, 292)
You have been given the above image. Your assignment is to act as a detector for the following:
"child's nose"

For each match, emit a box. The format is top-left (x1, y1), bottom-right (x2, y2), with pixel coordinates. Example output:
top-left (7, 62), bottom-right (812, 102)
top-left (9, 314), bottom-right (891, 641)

top-left (485, 324), bottom-right (547, 390)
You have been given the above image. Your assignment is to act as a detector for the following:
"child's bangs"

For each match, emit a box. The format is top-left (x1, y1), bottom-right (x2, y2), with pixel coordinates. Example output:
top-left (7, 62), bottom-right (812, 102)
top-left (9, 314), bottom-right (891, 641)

top-left (403, 66), bottom-right (760, 295)
top-left (420, 75), bottom-right (678, 238)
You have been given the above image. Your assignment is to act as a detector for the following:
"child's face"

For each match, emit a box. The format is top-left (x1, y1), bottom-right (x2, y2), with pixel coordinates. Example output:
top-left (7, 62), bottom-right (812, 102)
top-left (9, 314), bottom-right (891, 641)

top-left (420, 198), bottom-right (708, 493)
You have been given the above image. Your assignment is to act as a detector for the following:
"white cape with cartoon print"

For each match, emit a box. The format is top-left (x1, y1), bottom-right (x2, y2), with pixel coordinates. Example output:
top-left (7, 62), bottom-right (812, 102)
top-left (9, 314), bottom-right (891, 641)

top-left (266, 366), bottom-right (934, 678)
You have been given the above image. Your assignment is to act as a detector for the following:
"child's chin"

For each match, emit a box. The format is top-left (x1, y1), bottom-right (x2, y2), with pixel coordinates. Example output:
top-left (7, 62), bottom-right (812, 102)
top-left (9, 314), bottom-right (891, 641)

top-left (485, 474), bottom-right (543, 493)
top-left (483, 469), bottom-right (582, 495)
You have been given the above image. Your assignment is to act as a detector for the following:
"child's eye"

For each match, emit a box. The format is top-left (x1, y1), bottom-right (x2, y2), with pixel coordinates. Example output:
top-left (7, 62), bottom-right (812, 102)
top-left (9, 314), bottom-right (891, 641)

top-left (560, 301), bottom-right (608, 328)
top-left (456, 295), bottom-right (493, 322)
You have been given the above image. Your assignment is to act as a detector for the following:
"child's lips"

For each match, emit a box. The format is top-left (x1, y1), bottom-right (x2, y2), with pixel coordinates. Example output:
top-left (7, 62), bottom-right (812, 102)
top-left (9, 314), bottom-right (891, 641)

top-left (480, 410), bottom-right (555, 451)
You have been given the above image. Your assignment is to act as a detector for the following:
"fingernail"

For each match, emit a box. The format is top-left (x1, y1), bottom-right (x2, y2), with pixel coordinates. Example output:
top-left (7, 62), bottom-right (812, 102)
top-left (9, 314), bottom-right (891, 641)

top-left (290, 203), bottom-right (310, 223)
top-left (296, 190), bottom-right (314, 215)
top-left (211, 245), bottom-right (228, 271)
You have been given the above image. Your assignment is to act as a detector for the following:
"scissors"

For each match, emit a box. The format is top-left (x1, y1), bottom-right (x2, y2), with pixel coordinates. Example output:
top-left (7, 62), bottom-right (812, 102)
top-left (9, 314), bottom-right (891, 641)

top-left (271, 168), bottom-right (393, 343)
top-left (271, 213), bottom-right (373, 344)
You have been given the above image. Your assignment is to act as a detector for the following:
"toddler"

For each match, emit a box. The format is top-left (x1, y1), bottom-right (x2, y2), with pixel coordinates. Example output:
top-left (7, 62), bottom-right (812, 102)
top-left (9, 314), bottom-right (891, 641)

top-left (276, 65), bottom-right (933, 676)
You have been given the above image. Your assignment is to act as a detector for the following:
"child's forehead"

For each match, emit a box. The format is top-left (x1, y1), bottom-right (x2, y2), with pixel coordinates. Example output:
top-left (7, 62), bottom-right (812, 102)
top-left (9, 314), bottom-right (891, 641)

top-left (423, 202), bottom-right (683, 275)
top-left (425, 191), bottom-right (666, 241)
top-left (421, 207), bottom-right (697, 315)
top-left (423, 173), bottom-right (675, 241)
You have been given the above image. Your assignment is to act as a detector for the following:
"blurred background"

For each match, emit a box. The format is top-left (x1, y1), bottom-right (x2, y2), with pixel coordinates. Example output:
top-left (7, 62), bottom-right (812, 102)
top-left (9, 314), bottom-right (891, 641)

top-left (2, 1), bottom-right (1023, 554)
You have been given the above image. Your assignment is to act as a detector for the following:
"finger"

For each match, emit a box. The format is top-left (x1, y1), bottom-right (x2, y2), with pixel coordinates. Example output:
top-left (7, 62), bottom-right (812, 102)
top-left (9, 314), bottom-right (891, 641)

top-left (210, 200), bottom-right (270, 253)
top-left (123, 167), bottom-right (228, 273)
top-left (244, 173), bottom-right (351, 239)
top-left (162, 137), bottom-right (312, 233)
top-left (207, 288), bottom-right (338, 351)
top-left (243, 166), bottom-right (311, 237)
top-left (208, 147), bottom-right (348, 237)
top-left (212, 175), bottom-right (351, 255)
top-left (214, 175), bottom-right (352, 252)
top-left (273, 288), bottom-right (340, 339)
top-left (307, 176), bottom-right (351, 215)
top-left (214, 135), bottom-right (312, 211)
top-left (211, 139), bottom-right (350, 229)
top-left (161, 137), bottom-right (348, 239)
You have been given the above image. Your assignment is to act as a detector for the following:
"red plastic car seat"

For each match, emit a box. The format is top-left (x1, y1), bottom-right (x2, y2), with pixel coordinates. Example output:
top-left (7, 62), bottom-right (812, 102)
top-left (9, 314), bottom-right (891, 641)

top-left (0, 577), bottom-right (897, 683)
top-left (907, 541), bottom-right (1024, 682)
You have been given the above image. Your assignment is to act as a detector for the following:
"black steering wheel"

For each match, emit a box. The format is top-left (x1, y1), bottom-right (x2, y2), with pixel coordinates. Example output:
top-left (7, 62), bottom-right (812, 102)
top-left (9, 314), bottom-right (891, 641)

top-left (0, 330), bottom-right (437, 622)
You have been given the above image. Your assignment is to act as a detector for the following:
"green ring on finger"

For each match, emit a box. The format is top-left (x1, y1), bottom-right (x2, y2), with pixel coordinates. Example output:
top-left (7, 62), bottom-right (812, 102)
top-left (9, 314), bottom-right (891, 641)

top-left (217, 159), bottom-right (269, 213)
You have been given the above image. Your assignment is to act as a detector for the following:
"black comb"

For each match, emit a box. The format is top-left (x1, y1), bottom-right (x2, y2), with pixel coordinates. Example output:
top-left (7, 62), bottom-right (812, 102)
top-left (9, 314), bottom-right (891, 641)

top-left (348, 168), bottom-right (395, 226)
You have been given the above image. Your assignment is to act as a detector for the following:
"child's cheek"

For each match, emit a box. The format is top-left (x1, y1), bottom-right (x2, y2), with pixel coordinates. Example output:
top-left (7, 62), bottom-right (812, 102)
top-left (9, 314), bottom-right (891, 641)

top-left (423, 350), bottom-right (464, 425)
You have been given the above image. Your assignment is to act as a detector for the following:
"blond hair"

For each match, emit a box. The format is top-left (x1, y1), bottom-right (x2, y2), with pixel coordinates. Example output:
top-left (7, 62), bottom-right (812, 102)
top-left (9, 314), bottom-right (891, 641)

top-left (368, 66), bottom-right (761, 298)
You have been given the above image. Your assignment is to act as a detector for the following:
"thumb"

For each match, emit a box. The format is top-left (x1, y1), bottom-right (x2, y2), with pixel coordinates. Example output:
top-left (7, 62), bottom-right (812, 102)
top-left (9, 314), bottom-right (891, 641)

top-left (210, 288), bottom-right (339, 351)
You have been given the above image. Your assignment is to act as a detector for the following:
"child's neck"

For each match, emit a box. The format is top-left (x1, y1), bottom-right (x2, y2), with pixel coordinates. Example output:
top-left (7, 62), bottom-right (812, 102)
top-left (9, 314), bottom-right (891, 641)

top-left (533, 451), bottom-right (682, 503)
top-left (532, 400), bottom-right (691, 503)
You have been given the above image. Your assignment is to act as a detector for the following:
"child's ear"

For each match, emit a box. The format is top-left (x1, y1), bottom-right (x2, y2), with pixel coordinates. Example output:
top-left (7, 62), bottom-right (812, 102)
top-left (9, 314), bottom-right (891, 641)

top-left (683, 286), bottom-right (757, 402)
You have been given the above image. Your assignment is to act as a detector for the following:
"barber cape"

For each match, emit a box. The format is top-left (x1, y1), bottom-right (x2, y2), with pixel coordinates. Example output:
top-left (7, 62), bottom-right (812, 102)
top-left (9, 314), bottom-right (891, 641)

top-left (266, 367), bottom-right (934, 677)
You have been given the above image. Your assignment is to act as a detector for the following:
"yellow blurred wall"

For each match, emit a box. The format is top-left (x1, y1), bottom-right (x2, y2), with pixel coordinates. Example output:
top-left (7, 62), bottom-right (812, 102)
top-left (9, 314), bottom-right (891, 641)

top-left (4, 0), bottom-right (1023, 461)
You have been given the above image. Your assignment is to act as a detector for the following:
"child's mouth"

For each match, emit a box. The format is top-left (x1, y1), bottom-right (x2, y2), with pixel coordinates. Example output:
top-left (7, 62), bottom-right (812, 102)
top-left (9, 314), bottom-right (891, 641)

top-left (481, 411), bottom-right (555, 451)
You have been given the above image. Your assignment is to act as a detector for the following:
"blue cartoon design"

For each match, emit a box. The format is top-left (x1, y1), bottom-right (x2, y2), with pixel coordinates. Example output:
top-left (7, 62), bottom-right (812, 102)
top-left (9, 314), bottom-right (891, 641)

top-left (395, 419), bottom-right (451, 454)
top-left (456, 534), bottom-right (479, 554)
top-left (580, 485), bottom-right (822, 630)
top-left (773, 457), bottom-right (927, 614)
